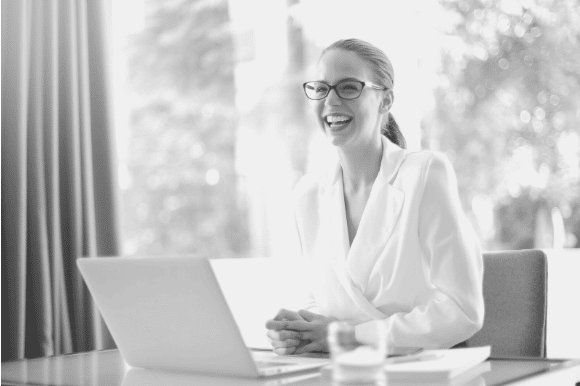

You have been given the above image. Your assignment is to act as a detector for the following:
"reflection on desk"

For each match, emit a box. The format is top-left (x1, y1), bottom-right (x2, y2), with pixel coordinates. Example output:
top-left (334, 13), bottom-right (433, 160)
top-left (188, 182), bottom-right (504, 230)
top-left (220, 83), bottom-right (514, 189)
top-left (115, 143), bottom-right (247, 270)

top-left (1, 350), bottom-right (126, 386)
top-left (0, 350), bottom-right (321, 386)
top-left (2, 349), bottom-right (580, 386)
top-left (123, 367), bottom-right (320, 386)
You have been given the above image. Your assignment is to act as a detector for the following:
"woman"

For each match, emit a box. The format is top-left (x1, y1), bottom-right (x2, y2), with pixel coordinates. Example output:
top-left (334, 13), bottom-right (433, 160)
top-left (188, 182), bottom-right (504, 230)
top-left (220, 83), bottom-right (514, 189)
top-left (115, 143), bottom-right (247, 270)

top-left (266, 39), bottom-right (484, 355)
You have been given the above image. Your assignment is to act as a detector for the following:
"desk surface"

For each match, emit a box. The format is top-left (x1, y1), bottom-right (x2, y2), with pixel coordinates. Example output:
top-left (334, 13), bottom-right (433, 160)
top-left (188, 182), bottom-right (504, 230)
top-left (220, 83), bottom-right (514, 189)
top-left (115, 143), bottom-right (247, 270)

top-left (2, 350), bottom-right (579, 386)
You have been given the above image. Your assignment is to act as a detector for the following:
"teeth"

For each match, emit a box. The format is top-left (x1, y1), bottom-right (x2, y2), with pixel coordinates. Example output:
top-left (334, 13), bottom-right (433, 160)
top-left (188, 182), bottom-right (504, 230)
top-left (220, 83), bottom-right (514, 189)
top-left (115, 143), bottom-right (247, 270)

top-left (326, 115), bottom-right (351, 123)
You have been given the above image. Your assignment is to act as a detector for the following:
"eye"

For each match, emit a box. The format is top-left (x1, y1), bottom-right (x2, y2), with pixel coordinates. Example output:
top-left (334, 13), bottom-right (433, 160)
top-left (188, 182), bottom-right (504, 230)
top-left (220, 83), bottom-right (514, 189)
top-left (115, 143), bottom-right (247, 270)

top-left (337, 82), bottom-right (362, 97)
top-left (314, 84), bottom-right (329, 93)
top-left (340, 83), bottom-right (359, 91)
top-left (304, 82), bottom-right (330, 99)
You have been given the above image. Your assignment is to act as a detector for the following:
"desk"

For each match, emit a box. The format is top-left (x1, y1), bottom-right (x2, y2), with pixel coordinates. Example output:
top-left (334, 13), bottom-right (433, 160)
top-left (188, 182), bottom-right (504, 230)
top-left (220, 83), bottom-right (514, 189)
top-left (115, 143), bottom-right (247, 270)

top-left (2, 350), bottom-right (579, 386)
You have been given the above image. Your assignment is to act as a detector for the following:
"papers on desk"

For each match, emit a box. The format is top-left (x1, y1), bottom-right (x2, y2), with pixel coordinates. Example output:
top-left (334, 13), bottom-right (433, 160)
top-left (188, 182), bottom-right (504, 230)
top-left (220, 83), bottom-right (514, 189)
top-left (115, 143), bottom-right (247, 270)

top-left (384, 346), bottom-right (491, 383)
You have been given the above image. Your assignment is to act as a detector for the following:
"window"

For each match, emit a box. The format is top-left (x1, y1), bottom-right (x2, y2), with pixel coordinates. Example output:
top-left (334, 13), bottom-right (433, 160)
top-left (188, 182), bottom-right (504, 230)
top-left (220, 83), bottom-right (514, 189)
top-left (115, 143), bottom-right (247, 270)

top-left (111, 0), bottom-right (579, 257)
top-left (425, 0), bottom-right (580, 250)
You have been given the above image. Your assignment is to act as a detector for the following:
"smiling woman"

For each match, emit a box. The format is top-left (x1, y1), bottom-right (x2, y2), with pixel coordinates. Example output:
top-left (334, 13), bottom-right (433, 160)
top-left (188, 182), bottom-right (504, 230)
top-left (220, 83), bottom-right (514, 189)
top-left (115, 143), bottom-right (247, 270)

top-left (265, 38), bottom-right (485, 355)
top-left (111, 0), bottom-right (429, 260)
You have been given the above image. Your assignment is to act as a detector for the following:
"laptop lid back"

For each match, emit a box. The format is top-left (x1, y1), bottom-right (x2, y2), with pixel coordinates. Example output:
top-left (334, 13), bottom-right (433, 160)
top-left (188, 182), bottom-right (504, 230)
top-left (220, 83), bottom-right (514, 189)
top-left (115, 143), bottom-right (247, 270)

top-left (77, 256), bottom-right (259, 377)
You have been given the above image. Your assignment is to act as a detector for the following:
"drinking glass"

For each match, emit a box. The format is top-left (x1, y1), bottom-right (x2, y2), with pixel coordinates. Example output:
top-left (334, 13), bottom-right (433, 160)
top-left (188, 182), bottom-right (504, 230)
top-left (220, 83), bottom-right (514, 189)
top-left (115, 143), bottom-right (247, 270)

top-left (327, 321), bottom-right (387, 384)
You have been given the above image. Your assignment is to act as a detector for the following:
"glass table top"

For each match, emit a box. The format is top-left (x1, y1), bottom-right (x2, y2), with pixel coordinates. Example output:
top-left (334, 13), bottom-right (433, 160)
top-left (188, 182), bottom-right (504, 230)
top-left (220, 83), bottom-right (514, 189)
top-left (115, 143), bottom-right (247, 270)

top-left (2, 350), bottom-right (579, 386)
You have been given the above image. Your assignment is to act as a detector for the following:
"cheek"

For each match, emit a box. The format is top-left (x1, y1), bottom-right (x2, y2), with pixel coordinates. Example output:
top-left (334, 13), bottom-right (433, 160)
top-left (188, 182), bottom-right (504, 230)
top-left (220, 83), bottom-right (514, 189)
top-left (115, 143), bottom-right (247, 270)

top-left (358, 103), bottom-right (381, 127)
top-left (312, 101), bottom-right (324, 120)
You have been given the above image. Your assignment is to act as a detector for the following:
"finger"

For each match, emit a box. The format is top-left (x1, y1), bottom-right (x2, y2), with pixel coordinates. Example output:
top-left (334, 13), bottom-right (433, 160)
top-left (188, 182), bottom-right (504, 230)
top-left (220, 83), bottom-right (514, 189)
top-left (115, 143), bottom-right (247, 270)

top-left (297, 309), bottom-right (321, 322)
top-left (265, 319), bottom-right (277, 330)
top-left (266, 319), bottom-right (301, 330)
top-left (274, 346), bottom-right (296, 356)
top-left (267, 329), bottom-right (302, 341)
top-left (265, 319), bottom-right (286, 330)
top-left (274, 309), bottom-right (304, 321)
top-left (266, 320), bottom-right (312, 331)
top-left (299, 330), bottom-right (318, 341)
top-left (270, 339), bottom-right (301, 349)
top-left (294, 341), bottom-right (322, 355)
top-left (268, 337), bottom-right (299, 348)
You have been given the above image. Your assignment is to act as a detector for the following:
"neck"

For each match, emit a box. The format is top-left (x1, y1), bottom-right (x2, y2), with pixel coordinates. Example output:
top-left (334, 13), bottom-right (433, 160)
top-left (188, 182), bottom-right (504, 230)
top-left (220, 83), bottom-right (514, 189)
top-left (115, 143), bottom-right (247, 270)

top-left (338, 135), bottom-right (383, 191)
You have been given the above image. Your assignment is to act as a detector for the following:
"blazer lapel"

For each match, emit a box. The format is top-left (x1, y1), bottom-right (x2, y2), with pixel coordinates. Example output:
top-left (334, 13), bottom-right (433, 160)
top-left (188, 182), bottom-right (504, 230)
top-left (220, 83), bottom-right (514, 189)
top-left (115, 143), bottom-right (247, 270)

top-left (318, 164), bottom-right (349, 264)
top-left (318, 162), bottom-right (386, 319)
top-left (322, 172), bottom-right (388, 320)
top-left (346, 137), bottom-right (406, 292)
top-left (317, 137), bottom-right (406, 319)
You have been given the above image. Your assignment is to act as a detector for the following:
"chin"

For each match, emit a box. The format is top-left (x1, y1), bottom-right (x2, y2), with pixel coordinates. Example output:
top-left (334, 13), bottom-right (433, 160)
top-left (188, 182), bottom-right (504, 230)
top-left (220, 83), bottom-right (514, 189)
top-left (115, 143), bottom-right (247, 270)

top-left (325, 132), bottom-right (352, 148)
top-left (319, 122), bottom-right (355, 148)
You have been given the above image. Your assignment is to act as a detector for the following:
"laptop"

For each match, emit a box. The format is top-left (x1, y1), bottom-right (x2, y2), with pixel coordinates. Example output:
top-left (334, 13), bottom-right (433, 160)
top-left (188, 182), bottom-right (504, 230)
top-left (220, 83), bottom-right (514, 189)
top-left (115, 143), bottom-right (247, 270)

top-left (77, 256), bottom-right (329, 378)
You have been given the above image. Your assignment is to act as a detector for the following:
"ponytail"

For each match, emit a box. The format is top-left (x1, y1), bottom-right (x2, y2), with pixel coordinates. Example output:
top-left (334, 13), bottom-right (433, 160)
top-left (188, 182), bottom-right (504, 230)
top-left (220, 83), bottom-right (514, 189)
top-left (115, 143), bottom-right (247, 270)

top-left (381, 112), bottom-right (406, 149)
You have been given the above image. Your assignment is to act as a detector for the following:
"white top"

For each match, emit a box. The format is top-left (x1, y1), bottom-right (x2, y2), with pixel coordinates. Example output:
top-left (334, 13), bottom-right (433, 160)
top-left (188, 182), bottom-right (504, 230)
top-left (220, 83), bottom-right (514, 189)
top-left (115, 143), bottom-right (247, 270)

top-left (291, 136), bottom-right (484, 349)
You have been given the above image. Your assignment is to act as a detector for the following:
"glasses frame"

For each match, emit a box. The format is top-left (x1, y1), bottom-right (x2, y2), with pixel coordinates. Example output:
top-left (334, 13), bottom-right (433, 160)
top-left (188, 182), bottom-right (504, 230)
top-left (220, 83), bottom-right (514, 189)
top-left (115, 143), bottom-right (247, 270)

top-left (302, 80), bottom-right (387, 100)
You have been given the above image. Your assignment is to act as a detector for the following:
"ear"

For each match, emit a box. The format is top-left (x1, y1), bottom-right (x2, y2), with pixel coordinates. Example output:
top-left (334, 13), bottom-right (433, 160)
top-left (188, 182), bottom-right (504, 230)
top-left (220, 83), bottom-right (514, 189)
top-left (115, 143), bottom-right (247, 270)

top-left (379, 90), bottom-right (394, 114)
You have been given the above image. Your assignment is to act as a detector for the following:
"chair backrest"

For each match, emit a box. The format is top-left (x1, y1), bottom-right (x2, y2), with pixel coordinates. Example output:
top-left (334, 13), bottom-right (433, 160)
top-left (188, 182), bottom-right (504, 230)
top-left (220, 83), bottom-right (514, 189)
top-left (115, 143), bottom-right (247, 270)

top-left (466, 249), bottom-right (547, 357)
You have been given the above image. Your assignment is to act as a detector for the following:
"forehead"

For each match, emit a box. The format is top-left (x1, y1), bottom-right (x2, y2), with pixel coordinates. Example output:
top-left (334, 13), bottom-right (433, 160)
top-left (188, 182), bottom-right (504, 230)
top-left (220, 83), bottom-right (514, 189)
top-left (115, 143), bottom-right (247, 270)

top-left (316, 49), bottom-right (374, 83)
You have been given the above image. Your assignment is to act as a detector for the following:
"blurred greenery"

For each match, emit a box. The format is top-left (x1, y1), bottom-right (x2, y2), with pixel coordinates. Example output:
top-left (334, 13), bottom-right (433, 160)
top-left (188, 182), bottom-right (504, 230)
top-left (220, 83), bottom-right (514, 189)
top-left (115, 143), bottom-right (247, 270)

top-left (119, 0), bottom-right (579, 256)
top-left (426, 0), bottom-right (580, 249)
top-left (121, 0), bottom-right (249, 257)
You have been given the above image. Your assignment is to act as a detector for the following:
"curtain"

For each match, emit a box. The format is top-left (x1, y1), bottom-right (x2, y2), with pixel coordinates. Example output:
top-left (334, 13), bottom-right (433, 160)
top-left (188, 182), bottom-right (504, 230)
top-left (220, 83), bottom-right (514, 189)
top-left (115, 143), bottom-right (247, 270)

top-left (2, 0), bottom-right (120, 361)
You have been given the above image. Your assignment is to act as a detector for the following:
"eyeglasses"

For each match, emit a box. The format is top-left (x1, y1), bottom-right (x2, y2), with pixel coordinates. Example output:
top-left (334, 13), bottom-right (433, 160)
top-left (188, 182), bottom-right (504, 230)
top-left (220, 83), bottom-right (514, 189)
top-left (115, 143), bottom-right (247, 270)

top-left (302, 80), bottom-right (386, 100)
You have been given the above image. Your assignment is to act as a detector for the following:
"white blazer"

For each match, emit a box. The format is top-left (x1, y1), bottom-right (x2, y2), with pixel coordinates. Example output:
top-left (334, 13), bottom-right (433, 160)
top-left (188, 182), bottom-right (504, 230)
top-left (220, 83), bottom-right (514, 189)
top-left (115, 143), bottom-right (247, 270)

top-left (292, 136), bottom-right (484, 349)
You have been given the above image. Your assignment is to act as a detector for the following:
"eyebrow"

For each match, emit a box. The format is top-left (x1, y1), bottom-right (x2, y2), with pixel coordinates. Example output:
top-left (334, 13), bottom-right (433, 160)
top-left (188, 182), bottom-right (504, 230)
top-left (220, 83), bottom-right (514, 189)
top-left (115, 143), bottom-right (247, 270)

top-left (316, 77), bottom-right (363, 84)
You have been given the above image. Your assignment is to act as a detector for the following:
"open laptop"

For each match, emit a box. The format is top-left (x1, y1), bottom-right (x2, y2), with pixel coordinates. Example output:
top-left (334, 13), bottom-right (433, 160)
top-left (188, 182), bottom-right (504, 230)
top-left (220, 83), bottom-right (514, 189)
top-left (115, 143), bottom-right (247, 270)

top-left (77, 256), bottom-right (329, 378)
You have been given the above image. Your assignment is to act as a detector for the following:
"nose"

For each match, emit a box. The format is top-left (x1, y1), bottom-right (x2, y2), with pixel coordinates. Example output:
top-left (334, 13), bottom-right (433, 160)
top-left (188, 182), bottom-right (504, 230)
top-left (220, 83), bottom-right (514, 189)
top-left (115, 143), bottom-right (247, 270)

top-left (325, 88), bottom-right (342, 106)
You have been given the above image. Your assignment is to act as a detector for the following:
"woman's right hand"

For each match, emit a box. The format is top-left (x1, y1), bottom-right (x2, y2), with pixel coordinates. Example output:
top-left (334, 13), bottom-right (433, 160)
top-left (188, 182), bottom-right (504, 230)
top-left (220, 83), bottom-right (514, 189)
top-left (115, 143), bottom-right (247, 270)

top-left (265, 309), bottom-right (305, 355)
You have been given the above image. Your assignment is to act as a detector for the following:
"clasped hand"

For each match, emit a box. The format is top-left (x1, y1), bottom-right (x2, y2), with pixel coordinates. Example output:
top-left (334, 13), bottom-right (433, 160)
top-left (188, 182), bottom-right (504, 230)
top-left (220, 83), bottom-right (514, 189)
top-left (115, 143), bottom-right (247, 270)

top-left (265, 309), bottom-right (338, 355)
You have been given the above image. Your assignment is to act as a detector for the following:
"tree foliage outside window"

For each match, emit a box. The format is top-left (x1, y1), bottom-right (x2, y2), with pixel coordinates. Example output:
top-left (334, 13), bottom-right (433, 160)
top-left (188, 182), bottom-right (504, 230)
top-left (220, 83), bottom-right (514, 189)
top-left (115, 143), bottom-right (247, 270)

top-left (426, 0), bottom-right (580, 249)
top-left (120, 0), bottom-right (249, 258)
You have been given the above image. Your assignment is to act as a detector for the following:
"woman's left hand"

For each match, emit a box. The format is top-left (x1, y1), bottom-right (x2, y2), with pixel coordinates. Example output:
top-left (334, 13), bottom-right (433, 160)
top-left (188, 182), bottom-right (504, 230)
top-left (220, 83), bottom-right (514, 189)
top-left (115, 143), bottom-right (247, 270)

top-left (267, 309), bottom-right (338, 354)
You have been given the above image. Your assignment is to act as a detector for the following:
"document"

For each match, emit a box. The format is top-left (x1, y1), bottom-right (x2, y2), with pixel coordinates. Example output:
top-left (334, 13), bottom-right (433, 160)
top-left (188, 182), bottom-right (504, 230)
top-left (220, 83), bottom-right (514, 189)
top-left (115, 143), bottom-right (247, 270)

top-left (384, 346), bottom-right (491, 382)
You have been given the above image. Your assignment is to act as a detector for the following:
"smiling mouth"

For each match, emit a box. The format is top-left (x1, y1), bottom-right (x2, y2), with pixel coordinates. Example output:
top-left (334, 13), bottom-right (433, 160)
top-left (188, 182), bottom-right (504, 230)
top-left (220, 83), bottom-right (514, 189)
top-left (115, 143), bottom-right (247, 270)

top-left (325, 115), bottom-right (353, 129)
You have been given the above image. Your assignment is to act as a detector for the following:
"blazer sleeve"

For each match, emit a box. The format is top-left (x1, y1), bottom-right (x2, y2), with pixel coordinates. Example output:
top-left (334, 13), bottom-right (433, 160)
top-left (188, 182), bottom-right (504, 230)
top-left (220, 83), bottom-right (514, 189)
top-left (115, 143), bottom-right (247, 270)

top-left (355, 152), bottom-right (484, 349)
top-left (294, 210), bottom-right (320, 313)
top-left (290, 177), bottom-right (320, 314)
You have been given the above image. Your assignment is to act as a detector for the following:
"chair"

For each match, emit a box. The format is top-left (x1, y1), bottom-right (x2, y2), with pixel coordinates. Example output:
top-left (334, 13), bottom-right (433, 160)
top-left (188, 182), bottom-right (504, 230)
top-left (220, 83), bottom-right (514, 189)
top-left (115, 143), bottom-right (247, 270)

top-left (465, 249), bottom-right (547, 357)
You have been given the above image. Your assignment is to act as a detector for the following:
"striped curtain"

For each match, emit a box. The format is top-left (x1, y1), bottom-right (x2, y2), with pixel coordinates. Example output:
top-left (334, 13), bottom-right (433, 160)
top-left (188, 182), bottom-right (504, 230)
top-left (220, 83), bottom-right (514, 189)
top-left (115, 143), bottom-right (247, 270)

top-left (2, 0), bottom-right (120, 360)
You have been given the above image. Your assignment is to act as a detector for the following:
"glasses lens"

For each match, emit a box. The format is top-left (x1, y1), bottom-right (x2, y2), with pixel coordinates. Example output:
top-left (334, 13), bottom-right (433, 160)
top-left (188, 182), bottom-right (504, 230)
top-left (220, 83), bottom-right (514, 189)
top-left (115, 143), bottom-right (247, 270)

top-left (304, 82), bottom-right (329, 100)
top-left (336, 81), bottom-right (363, 99)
